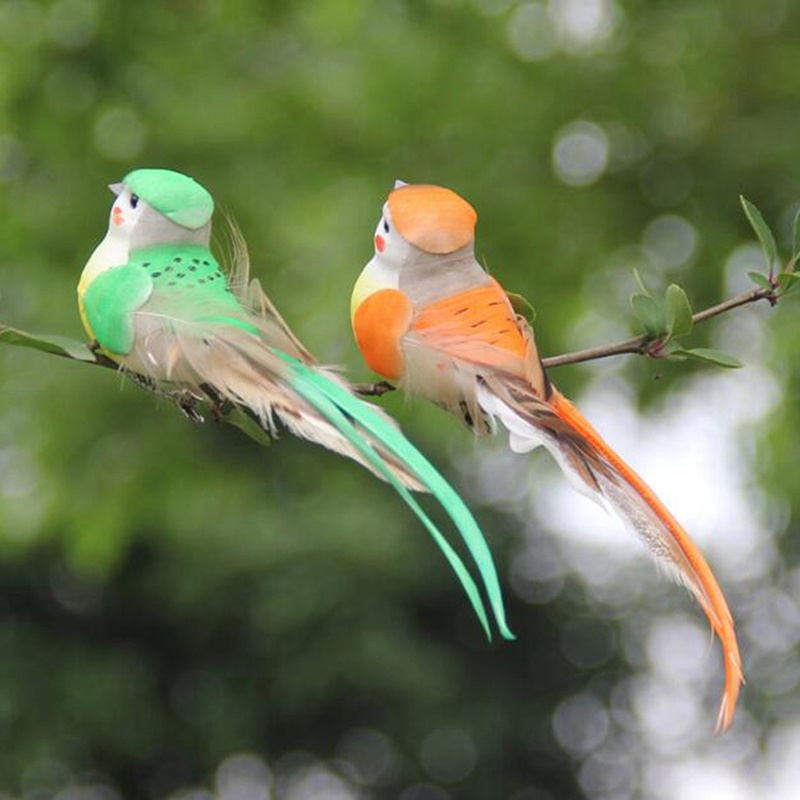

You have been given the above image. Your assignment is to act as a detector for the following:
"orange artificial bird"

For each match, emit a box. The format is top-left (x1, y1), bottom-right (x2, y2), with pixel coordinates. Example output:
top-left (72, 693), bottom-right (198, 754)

top-left (350, 181), bottom-right (743, 731)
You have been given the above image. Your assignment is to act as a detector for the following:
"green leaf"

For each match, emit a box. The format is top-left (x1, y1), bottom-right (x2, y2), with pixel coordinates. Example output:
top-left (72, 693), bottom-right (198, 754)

top-left (632, 268), bottom-right (650, 297)
top-left (630, 293), bottom-right (667, 337)
top-left (778, 271), bottom-right (800, 294)
top-left (669, 347), bottom-right (743, 369)
top-left (793, 208), bottom-right (800, 258)
top-left (221, 406), bottom-right (273, 447)
top-left (0, 326), bottom-right (96, 361)
top-left (505, 291), bottom-right (536, 323)
top-left (740, 195), bottom-right (778, 272)
top-left (665, 284), bottom-right (693, 338)
top-left (747, 271), bottom-right (773, 290)
top-left (661, 340), bottom-right (684, 356)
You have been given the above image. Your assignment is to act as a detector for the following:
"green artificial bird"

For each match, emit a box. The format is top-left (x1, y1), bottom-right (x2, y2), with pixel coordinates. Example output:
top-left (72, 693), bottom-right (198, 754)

top-left (77, 168), bottom-right (513, 641)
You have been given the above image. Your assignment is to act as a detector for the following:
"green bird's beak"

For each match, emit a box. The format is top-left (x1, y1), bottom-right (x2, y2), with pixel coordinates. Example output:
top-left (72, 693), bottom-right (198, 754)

top-left (108, 182), bottom-right (123, 195)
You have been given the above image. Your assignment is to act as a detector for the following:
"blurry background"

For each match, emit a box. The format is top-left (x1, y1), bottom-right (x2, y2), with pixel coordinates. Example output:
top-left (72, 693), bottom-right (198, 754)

top-left (1, 1), bottom-right (799, 798)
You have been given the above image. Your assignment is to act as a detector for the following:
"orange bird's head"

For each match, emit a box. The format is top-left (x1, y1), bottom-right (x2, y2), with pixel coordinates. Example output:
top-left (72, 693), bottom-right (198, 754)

top-left (386, 183), bottom-right (477, 255)
top-left (352, 181), bottom-right (478, 323)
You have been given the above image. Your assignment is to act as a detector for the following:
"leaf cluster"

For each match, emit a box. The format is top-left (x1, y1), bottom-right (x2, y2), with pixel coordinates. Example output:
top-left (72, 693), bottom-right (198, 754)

top-left (741, 196), bottom-right (800, 297)
top-left (629, 271), bottom-right (743, 368)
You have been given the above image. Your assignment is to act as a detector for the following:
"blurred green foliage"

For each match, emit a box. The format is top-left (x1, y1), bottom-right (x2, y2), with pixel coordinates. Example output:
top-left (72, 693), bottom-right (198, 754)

top-left (1, 1), bottom-right (799, 798)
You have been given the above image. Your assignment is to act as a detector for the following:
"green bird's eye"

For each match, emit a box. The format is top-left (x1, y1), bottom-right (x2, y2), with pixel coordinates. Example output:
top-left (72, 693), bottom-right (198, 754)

top-left (130, 194), bottom-right (139, 209)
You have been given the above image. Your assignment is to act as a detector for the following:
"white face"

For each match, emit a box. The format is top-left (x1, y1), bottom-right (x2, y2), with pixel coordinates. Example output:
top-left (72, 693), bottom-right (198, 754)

top-left (372, 201), bottom-right (413, 267)
top-left (351, 201), bottom-right (411, 321)
top-left (80, 182), bottom-right (150, 289)
top-left (106, 182), bottom-right (147, 239)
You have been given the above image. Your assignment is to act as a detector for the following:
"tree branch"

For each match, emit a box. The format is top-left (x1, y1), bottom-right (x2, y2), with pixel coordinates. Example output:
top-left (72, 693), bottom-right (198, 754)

top-left (541, 286), bottom-right (774, 368)
top-left (0, 284), bottom-right (783, 407)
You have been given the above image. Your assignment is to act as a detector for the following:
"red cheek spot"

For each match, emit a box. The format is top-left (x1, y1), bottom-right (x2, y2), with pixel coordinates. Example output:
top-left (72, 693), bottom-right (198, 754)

top-left (375, 234), bottom-right (385, 253)
top-left (112, 206), bottom-right (124, 226)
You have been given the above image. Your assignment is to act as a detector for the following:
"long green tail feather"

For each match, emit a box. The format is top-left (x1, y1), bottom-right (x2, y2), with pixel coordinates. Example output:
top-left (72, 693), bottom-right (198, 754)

top-left (276, 352), bottom-right (514, 641)
top-left (274, 353), bottom-right (494, 640)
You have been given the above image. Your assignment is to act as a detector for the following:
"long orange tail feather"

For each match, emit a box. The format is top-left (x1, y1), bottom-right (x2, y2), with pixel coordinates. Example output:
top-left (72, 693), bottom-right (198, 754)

top-left (548, 391), bottom-right (743, 731)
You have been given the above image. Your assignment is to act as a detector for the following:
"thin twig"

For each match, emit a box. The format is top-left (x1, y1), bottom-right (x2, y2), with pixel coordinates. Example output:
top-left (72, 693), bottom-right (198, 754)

top-left (541, 286), bottom-right (773, 368)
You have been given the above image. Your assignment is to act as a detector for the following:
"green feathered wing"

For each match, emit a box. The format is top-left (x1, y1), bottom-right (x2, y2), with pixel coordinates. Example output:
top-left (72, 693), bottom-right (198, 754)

top-left (82, 264), bottom-right (153, 355)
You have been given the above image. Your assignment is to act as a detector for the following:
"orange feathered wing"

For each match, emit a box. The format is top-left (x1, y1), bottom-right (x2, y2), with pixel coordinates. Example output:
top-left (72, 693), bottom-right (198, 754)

top-left (352, 288), bottom-right (413, 380)
top-left (412, 281), bottom-right (530, 361)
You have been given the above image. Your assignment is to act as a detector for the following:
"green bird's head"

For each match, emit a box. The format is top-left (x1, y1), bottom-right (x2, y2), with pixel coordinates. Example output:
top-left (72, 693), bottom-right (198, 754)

top-left (106, 168), bottom-right (215, 251)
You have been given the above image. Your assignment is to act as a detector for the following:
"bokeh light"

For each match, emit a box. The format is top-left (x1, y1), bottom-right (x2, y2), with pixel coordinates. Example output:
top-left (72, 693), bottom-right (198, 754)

top-left (551, 121), bottom-right (609, 187)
